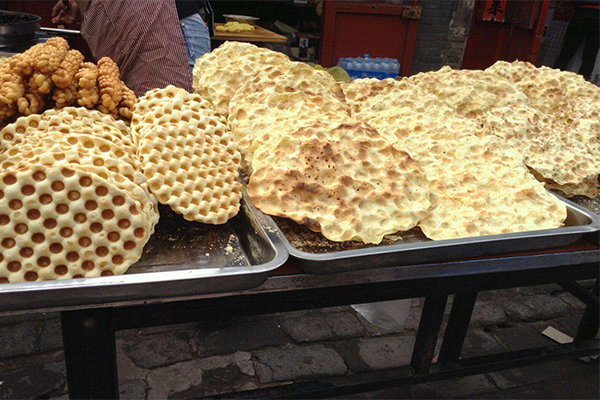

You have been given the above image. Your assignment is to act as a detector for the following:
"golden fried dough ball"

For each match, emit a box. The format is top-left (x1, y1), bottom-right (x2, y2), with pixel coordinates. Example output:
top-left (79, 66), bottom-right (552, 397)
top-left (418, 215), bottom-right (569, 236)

top-left (52, 49), bottom-right (84, 89)
top-left (118, 81), bottom-right (136, 119)
top-left (52, 81), bottom-right (78, 109)
top-left (97, 57), bottom-right (122, 112)
top-left (34, 37), bottom-right (68, 75)
top-left (28, 72), bottom-right (53, 95)
top-left (17, 91), bottom-right (45, 115)
top-left (0, 64), bottom-right (25, 105)
top-left (75, 62), bottom-right (99, 109)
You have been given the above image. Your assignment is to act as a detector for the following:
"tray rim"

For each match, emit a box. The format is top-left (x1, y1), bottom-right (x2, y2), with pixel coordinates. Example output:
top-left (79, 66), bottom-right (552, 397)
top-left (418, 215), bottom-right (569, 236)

top-left (0, 196), bottom-right (289, 298)
top-left (274, 194), bottom-right (600, 264)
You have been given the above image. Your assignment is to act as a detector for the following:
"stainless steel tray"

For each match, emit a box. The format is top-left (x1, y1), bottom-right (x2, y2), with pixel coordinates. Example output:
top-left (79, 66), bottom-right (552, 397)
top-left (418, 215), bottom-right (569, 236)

top-left (0, 196), bottom-right (288, 314)
top-left (271, 195), bottom-right (600, 274)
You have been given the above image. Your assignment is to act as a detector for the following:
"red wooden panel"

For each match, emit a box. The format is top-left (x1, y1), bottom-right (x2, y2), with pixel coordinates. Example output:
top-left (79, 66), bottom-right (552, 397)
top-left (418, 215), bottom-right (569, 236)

top-left (320, 0), bottom-right (420, 76)
top-left (480, 0), bottom-right (508, 22)
top-left (462, 0), bottom-right (549, 70)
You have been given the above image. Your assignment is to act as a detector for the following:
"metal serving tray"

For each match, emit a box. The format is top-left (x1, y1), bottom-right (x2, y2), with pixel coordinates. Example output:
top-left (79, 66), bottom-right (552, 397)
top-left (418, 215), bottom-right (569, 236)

top-left (272, 195), bottom-right (600, 274)
top-left (0, 196), bottom-right (288, 314)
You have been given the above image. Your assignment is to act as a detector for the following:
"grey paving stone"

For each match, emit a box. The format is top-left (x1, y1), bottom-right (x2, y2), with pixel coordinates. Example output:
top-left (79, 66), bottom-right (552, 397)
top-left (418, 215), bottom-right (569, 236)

top-left (0, 320), bottom-right (40, 358)
top-left (555, 292), bottom-right (586, 310)
top-left (470, 301), bottom-right (508, 327)
top-left (120, 379), bottom-right (147, 400)
top-left (333, 386), bottom-right (412, 399)
top-left (0, 360), bottom-right (66, 399)
top-left (146, 359), bottom-right (204, 399)
top-left (541, 374), bottom-right (600, 399)
top-left (520, 294), bottom-right (572, 320)
top-left (469, 382), bottom-right (552, 399)
top-left (325, 312), bottom-right (366, 339)
top-left (461, 329), bottom-right (505, 358)
top-left (407, 373), bottom-right (499, 399)
top-left (253, 344), bottom-right (347, 383)
top-left (492, 323), bottom-right (555, 352)
top-left (198, 352), bottom-right (258, 396)
top-left (116, 340), bottom-right (149, 382)
top-left (125, 331), bottom-right (195, 369)
top-left (40, 317), bottom-right (63, 352)
top-left (488, 358), bottom-right (599, 389)
top-left (197, 316), bottom-right (289, 357)
top-left (278, 312), bottom-right (334, 343)
top-left (501, 300), bottom-right (539, 322)
top-left (357, 336), bottom-right (415, 371)
top-left (553, 314), bottom-right (584, 337)
top-left (513, 284), bottom-right (561, 295)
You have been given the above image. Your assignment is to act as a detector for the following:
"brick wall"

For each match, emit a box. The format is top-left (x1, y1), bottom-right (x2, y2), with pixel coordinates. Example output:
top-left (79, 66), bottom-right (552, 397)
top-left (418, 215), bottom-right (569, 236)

top-left (411, 0), bottom-right (475, 74)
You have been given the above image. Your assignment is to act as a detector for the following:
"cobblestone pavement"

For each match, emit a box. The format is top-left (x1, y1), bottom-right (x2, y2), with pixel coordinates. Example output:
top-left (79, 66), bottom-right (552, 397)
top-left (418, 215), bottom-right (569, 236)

top-left (0, 282), bottom-right (597, 399)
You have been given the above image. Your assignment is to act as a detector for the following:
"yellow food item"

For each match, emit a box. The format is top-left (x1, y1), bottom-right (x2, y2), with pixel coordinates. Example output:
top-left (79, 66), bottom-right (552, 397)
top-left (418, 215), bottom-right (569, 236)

top-left (216, 22), bottom-right (255, 33)
top-left (134, 86), bottom-right (242, 224)
top-left (192, 41), bottom-right (289, 115)
top-left (248, 121), bottom-right (431, 244)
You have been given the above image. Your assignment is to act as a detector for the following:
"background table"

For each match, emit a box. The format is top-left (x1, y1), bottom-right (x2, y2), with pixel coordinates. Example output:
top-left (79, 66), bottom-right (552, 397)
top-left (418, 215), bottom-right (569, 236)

top-left (212, 23), bottom-right (287, 43)
top-left (52, 236), bottom-right (600, 399)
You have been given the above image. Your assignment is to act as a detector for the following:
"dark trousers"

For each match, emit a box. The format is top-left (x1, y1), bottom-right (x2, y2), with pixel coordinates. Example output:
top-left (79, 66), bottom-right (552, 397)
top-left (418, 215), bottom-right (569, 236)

top-left (554, 7), bottom-right (600, 79)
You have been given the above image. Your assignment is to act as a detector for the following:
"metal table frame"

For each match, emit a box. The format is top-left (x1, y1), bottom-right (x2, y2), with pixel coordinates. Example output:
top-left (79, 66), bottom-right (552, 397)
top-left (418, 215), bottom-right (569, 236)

top-left (51, 237), bottom-right (600, 399)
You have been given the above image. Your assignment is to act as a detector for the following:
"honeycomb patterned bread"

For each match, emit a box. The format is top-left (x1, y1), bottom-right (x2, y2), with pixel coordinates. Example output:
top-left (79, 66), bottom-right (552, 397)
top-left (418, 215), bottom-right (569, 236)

top-left (248, 121), bottom-right (431, 244)
top-left (0, 111), bottom-right (137, 157)
top-left (134, 85), bottom-right (242, 224)
top-left (364, 110), bottom-right (567, 240)
top-left (192, 41), bottom-right (289, 115)
top-left (228, 90), bottom-right (351, 172)
top-left (233, 61), bottom-right (346, 106)
top-left (0, 164), bottom-right (152, 283)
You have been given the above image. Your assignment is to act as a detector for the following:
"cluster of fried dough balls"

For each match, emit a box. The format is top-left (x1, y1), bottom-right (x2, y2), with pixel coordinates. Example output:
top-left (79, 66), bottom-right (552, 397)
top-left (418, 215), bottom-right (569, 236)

top-left (0, 37), bottom-right (136, 123)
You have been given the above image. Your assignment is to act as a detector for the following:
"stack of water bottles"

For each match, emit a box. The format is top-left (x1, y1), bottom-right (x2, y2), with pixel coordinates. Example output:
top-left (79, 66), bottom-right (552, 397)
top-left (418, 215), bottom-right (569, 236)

top-left (337, 55), bottom-right (400, 80)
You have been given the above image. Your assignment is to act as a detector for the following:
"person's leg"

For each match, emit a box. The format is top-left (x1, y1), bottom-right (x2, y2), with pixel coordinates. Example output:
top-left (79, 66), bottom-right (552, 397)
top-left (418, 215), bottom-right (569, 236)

top-left (579, 9), bottom-right (600, 79)
top-left (179, 13), bottom-right (211, 68)
top-left (554, 11), bottom-right (586, 71)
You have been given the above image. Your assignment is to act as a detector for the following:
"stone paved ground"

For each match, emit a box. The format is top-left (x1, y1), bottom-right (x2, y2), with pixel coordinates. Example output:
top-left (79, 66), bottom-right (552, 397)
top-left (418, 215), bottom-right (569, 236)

top-left (0, 282), bottom-right (597, 399)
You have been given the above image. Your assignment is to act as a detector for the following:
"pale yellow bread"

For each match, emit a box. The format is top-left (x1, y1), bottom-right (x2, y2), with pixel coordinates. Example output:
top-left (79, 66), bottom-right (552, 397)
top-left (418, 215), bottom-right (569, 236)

top-left (515, 65), bottom-right (600, 115)
top-left (192, 41), bottom-right (289, 115)
top-left (248, 121), bottom-right (431, 244)
top-left (132, 102), bottom-right (226, 143)
top-left (2, 132), bottom-right (140, 171)
top-left (233, 61), bottom-right (346, 105)
top-left (0, 112), bottom-right (136, 155)
top-left (483, 106), bottom-right (600, 186)
top-left (0, 146), bottom-right (145, 187)
top-left (132, 85), bottom-right (216, 141)
top-left (137, 122), bottom-right (242, 224)
top-left (546, 176), bottom-right (599, 199)
top-left (484, 60), bottom-right (537, 84)
top-left (0, 164), bottom-right (151, 283)
top-left (228, 90), bottom-right (351, 172)
top-left (365, 111), bottom-right (567, 240)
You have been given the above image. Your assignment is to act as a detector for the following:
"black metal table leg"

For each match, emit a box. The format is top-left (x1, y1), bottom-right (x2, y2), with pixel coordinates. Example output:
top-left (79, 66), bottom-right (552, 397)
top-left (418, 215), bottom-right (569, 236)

top-left (61, 308), bottom-right (119, 399)
top-left (410, 295), bottom-right (448, 374)
top-left (575, 279), bottom-right (600, 341)
top-left (438, 292), bottom-right (478, 364)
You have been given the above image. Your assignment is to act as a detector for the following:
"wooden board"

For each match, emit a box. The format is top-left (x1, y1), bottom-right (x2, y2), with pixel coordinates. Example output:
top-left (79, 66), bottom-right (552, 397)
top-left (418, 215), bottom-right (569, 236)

top-left (212, 23), bottom-right (287, 43)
